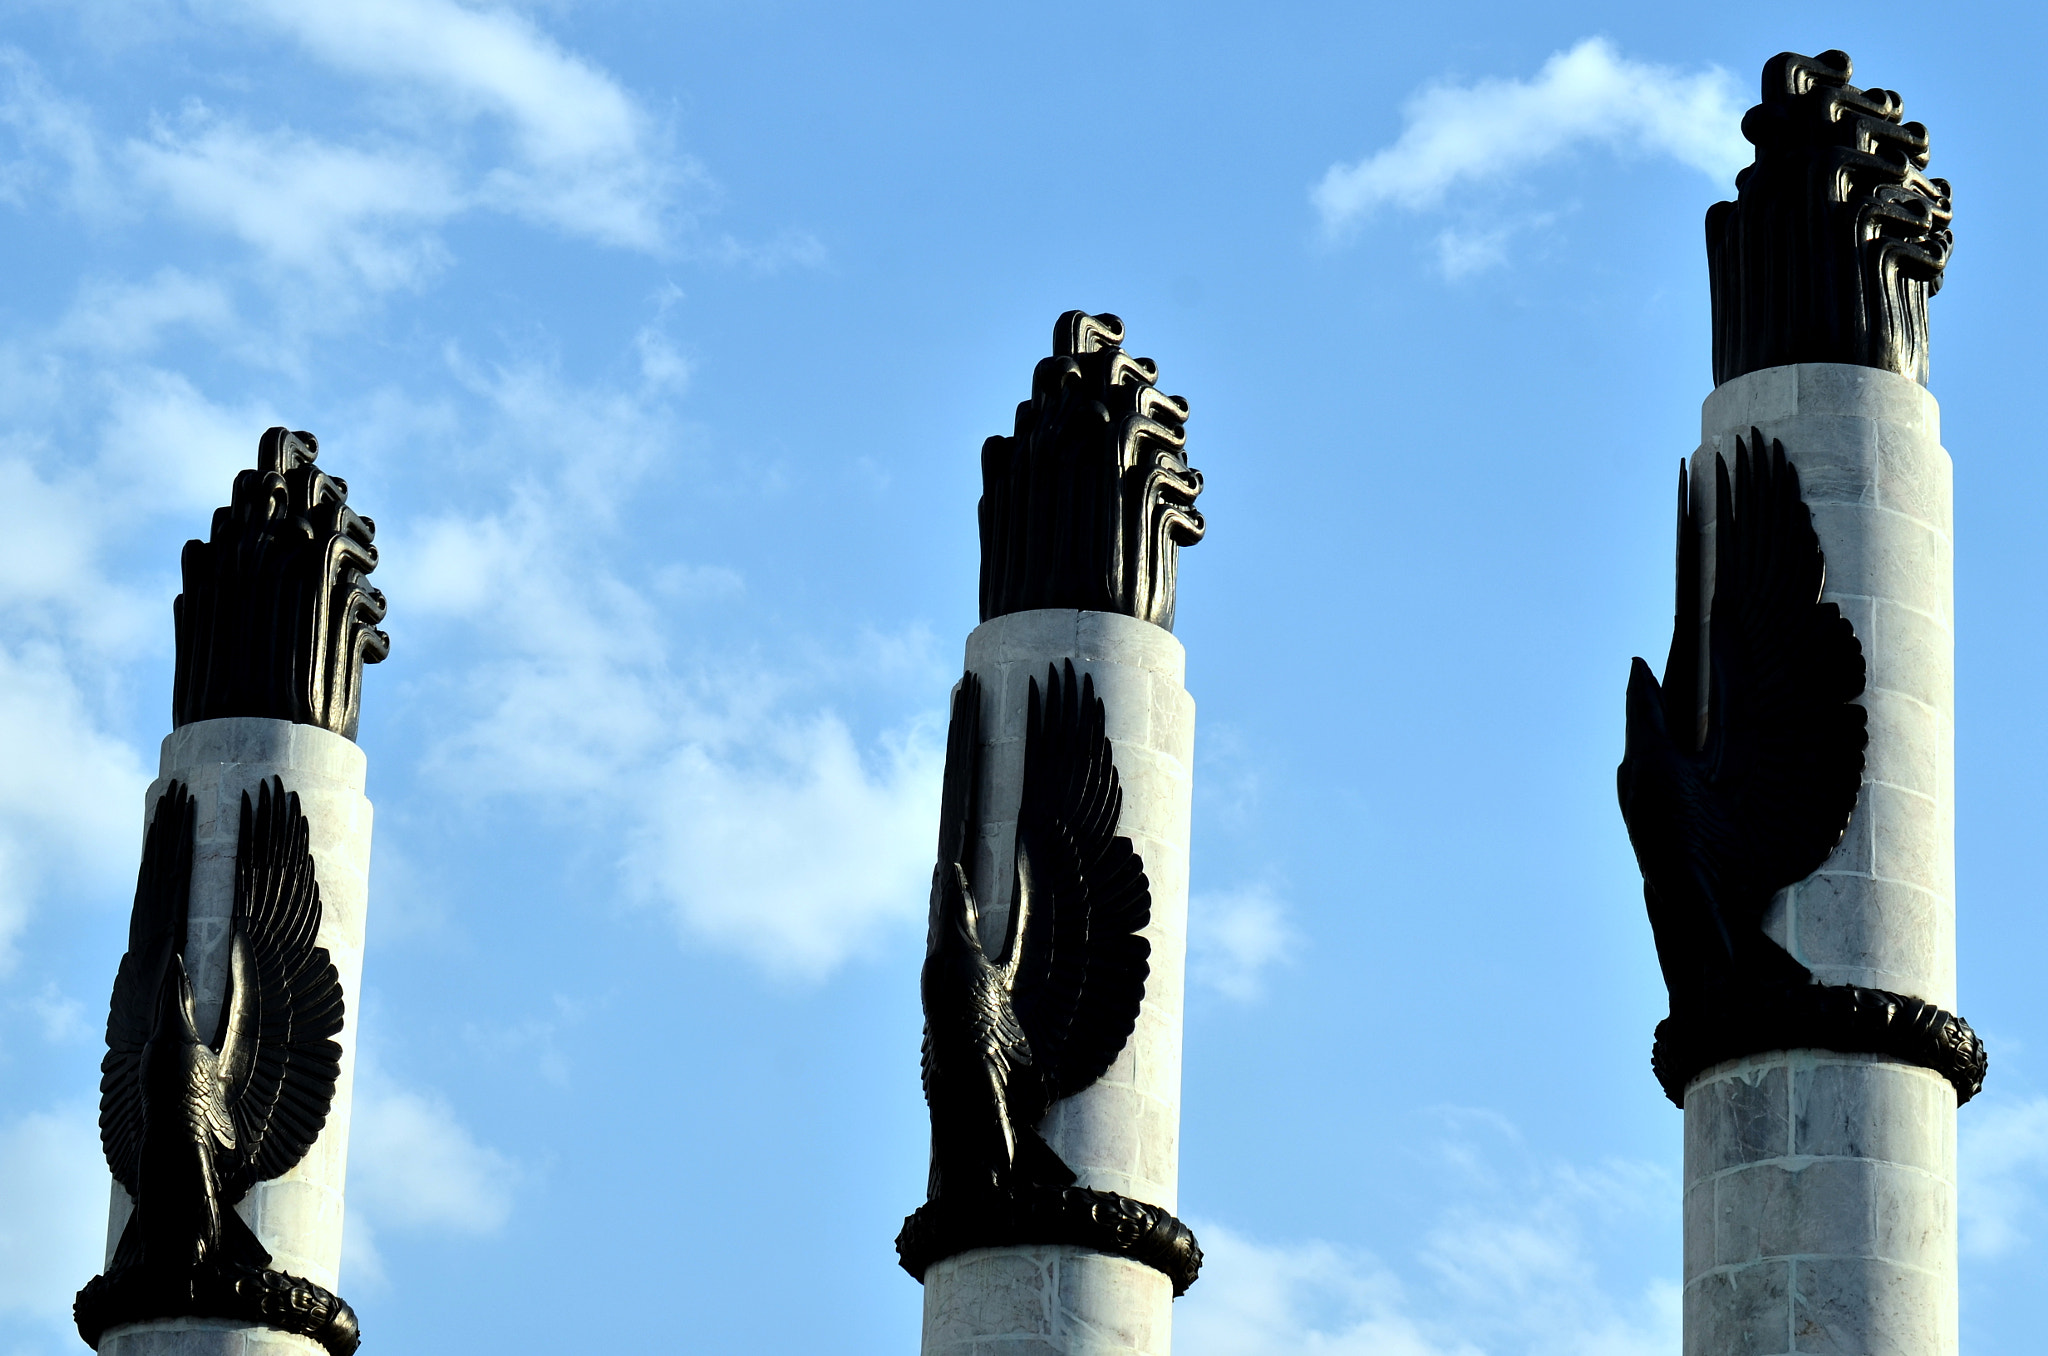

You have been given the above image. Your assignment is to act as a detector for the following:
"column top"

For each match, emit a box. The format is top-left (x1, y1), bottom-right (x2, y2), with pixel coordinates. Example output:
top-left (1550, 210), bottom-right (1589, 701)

top-left (1702, 363), bottom-right (1941, 445)
top-left (158, 716), bottom-right (368, 790)
top-left (965, 608), bottom-right (1187, 687)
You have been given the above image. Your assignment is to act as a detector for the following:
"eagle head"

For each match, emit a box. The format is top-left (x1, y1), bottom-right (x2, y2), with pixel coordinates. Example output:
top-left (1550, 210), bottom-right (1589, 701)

top-left (932, 861), bottom-right (984, 954)
top-left (148, 952), bottom-right (202, 1048)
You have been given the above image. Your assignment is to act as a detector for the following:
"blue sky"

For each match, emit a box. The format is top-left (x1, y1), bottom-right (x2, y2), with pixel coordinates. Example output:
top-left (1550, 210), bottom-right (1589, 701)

top-left (0, 3), bottom-right (2044, 1353)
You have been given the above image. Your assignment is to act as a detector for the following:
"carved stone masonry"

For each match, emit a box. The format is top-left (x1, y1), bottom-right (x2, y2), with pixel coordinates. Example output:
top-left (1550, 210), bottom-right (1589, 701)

top-left (1708, 50), bottom-right (1952, 387)
top-left (1619, 431), bottom-right (1984, 1108)
top-left (900, 663), bottom-right (1202, 1295)
top-left (77, 779), bottom-right (359, 1355)
top-left (979, 312), bottom-right (1205, 631)
top-left (174, 427), bottom-right (391, 741)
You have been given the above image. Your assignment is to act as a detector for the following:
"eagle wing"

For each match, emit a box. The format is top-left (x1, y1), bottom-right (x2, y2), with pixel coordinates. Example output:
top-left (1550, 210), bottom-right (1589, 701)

top-left (219, 777), bottom-right (345, 1201)
top-left (1008, 661), bottom-right (1151, 1106)
top-left (1621, 431), bottom-right (1867, 964)
top-left (1700, 433), bottom-right (1868, 920)
top-left (99, 781), bottom-right (196, 1194)
top-left (921, 673), bottom-right (991, 1107)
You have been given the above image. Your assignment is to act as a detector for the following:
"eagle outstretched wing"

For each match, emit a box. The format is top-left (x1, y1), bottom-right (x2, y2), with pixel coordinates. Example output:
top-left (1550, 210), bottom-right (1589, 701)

top-left (1620, 431), bottom-right (1867, 985)
top-left (1009, 661), bottom-right (1151, 1106)
top-left (217, 777), bottom-right (345, 1201)
top-left (1701, 435), bottom-right (1868, 909)
top-left (920, 671), bottom-right (991, 1110)
top-left (99, 782), bottom-right (197, 1193)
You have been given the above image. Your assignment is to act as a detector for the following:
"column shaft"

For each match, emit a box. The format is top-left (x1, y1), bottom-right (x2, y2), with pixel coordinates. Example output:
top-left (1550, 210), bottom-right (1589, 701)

top-left (1682, 364), bottom-right (1957, 1356)
top-left (921, 609), bottom-right (1194, 1356)
top-left (101, 718), bottom-right (374, 1356)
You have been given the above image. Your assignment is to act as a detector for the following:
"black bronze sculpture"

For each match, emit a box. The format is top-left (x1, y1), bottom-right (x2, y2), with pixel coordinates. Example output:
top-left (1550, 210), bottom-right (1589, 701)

top-left (76, 778), bottom-right (359, 1355)
top-left (897, 662), bottom-right (1201, 1294)
top-left (1708, 50), bottom-right (1952, 387)
top-left (175, 426), bottom-right (390, 740)
top-left (979, 312), bottom-right (1205, 631)
top-left (1619, 431), bottom-right (1984, 1106)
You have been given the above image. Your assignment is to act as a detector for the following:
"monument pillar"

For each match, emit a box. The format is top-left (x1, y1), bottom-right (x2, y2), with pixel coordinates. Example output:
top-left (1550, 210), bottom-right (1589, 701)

top-left (78, 428), bottom-right (389, 1356)
top-left (901, 313), bottom-right (1207, 1355)
top-left (99, 719), bottom-right (374, 1356)
top-left (1682, 365), bottom-right (1961, 1354)
top-left (1618, 52), bottom-right (1984, 1356)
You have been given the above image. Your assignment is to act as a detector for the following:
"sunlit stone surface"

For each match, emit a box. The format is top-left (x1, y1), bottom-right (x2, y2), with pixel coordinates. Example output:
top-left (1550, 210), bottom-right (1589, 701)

top-left (1683, 366), bottom-right (1957, 1356)
top-left (100, 718), bottom-right (373, 1356)
top-left (921, 609), bottom-right (1194, 1356)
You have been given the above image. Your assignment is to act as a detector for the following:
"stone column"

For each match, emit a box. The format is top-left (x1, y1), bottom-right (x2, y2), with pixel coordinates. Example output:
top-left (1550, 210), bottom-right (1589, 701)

top-left (100, 718), bottom-right (374, 1356)
top-left (1682, 364), bottom-right (1957, 1355)
top-left (920, 609), bottom-right (1194, 1356)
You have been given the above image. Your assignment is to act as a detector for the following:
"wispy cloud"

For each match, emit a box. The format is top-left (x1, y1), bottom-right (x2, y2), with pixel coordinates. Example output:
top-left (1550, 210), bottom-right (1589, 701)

top-left (130, 111), bottom-right (462, 290)
top-left (632, 713), bottom-right (942, 979)
top-left (2, 1), bottom-right (699, 297)
top-left (1313, 37), bottom-right (1749, 275)
top-left (1179, 1119), bottom-right (1678, 1356)
top-left (221, 0), bottom-right (689, 250)
top-left (0, 341), bottom-right (293, 953)
top-left (0, 47), bottom-right (109, 213)
top-left (342, 1062), bottom-right (517, 1287)
top-left (1190, 885), bottom-right (1296, 1002)
top-left (52, 268), bottom-right (237, 357)
top-left (376, 349), bottom-right (945, 982)
top-left (0, 645), bottom-right (150, 969)
top-left (0, 1104), bottom-right (109, 1329)
top-left (1179, 1223), bottom-right (1479, 1356)
top-left (1962, 1094), bottom-right (2048, 1258)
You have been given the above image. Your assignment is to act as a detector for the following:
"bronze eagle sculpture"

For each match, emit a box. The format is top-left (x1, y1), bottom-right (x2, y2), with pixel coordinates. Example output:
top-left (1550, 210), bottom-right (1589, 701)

top-left (1619, 431), bottom-right (1868, 1028)
top-left (1621, 432), bottom-right (1987, 1105)
top-left (899, 659), bottom-right (1200, 1292)
top-left (78, 776), bottom-right (358, 1354)
top-left (919, 660), bottom-right (1151, 1205)
top-left (1619, 430), bottom-right (1984, 1107)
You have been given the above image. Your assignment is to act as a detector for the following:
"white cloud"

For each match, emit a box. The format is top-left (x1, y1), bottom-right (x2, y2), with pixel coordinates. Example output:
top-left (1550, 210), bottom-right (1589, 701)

top-left (0, 1104), bottom-right (110, 1328)
top-left (18, 981), bottom-right (90, 1044)
top-left (342, 1062), bottom-right (516, 1287)
top-left (397, 512), bottom-right (520, 618)
top-left (1190, 885), bottom-right (1296, 1002)
top-left (635, 326), bottom-right (692, 394)
top-left (0, 46), bottom-right (109, 214)
top-left (130, 112), bottom-right (461, 290)
top-left (1313, 37), bottom-right (1749, 240)
top-left (633, 713), bottom-right (943, 980)
top-left (1420, 1172), bottom-right (1678, 1356)
top-left (1179, 1137), bottom-right (1678, 1356)
top-left (0, 358), bottom-right (274, 664)
top-left (347, 1076), bottom-right (516, 1234)
top-left (52, 268), bottom-right (236, 356)
top-left (1962, 1095), bottom-right (2048, 1258)
top-left (698, 228), bottom-right (829, 275)
top-left (0, 457), bottom-right (109, 622)
top-left (410, 513), bottom-right (944, 979)
top-left (1177, 1224), bottom-right (1478, 1356)
top-left (221, 0), bottom-right (685, 249)
top-left (0, 644), bottom-right (150, 968)
top-left (4, 7), bottom-right (682, 293)
top-left (0, 354), bottom-right (283, 952)
top-left (1, 16), bottom-right (804, 300)
top-left (1436, 225), bottom-right (1514, 280)
top-left (93, 365), bottom-right (279, 516)
top-left (377, 351), bottom-right (944, 982)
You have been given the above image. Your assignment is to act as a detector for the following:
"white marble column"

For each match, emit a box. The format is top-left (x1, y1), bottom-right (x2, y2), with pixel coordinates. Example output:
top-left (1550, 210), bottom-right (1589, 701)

top-left (921, 609), bottom-right (1195, 1356)
top-left (1682, 365), bottom-right (1957, 1355)
top-left (101, 718), bottom-right (374, 1356)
